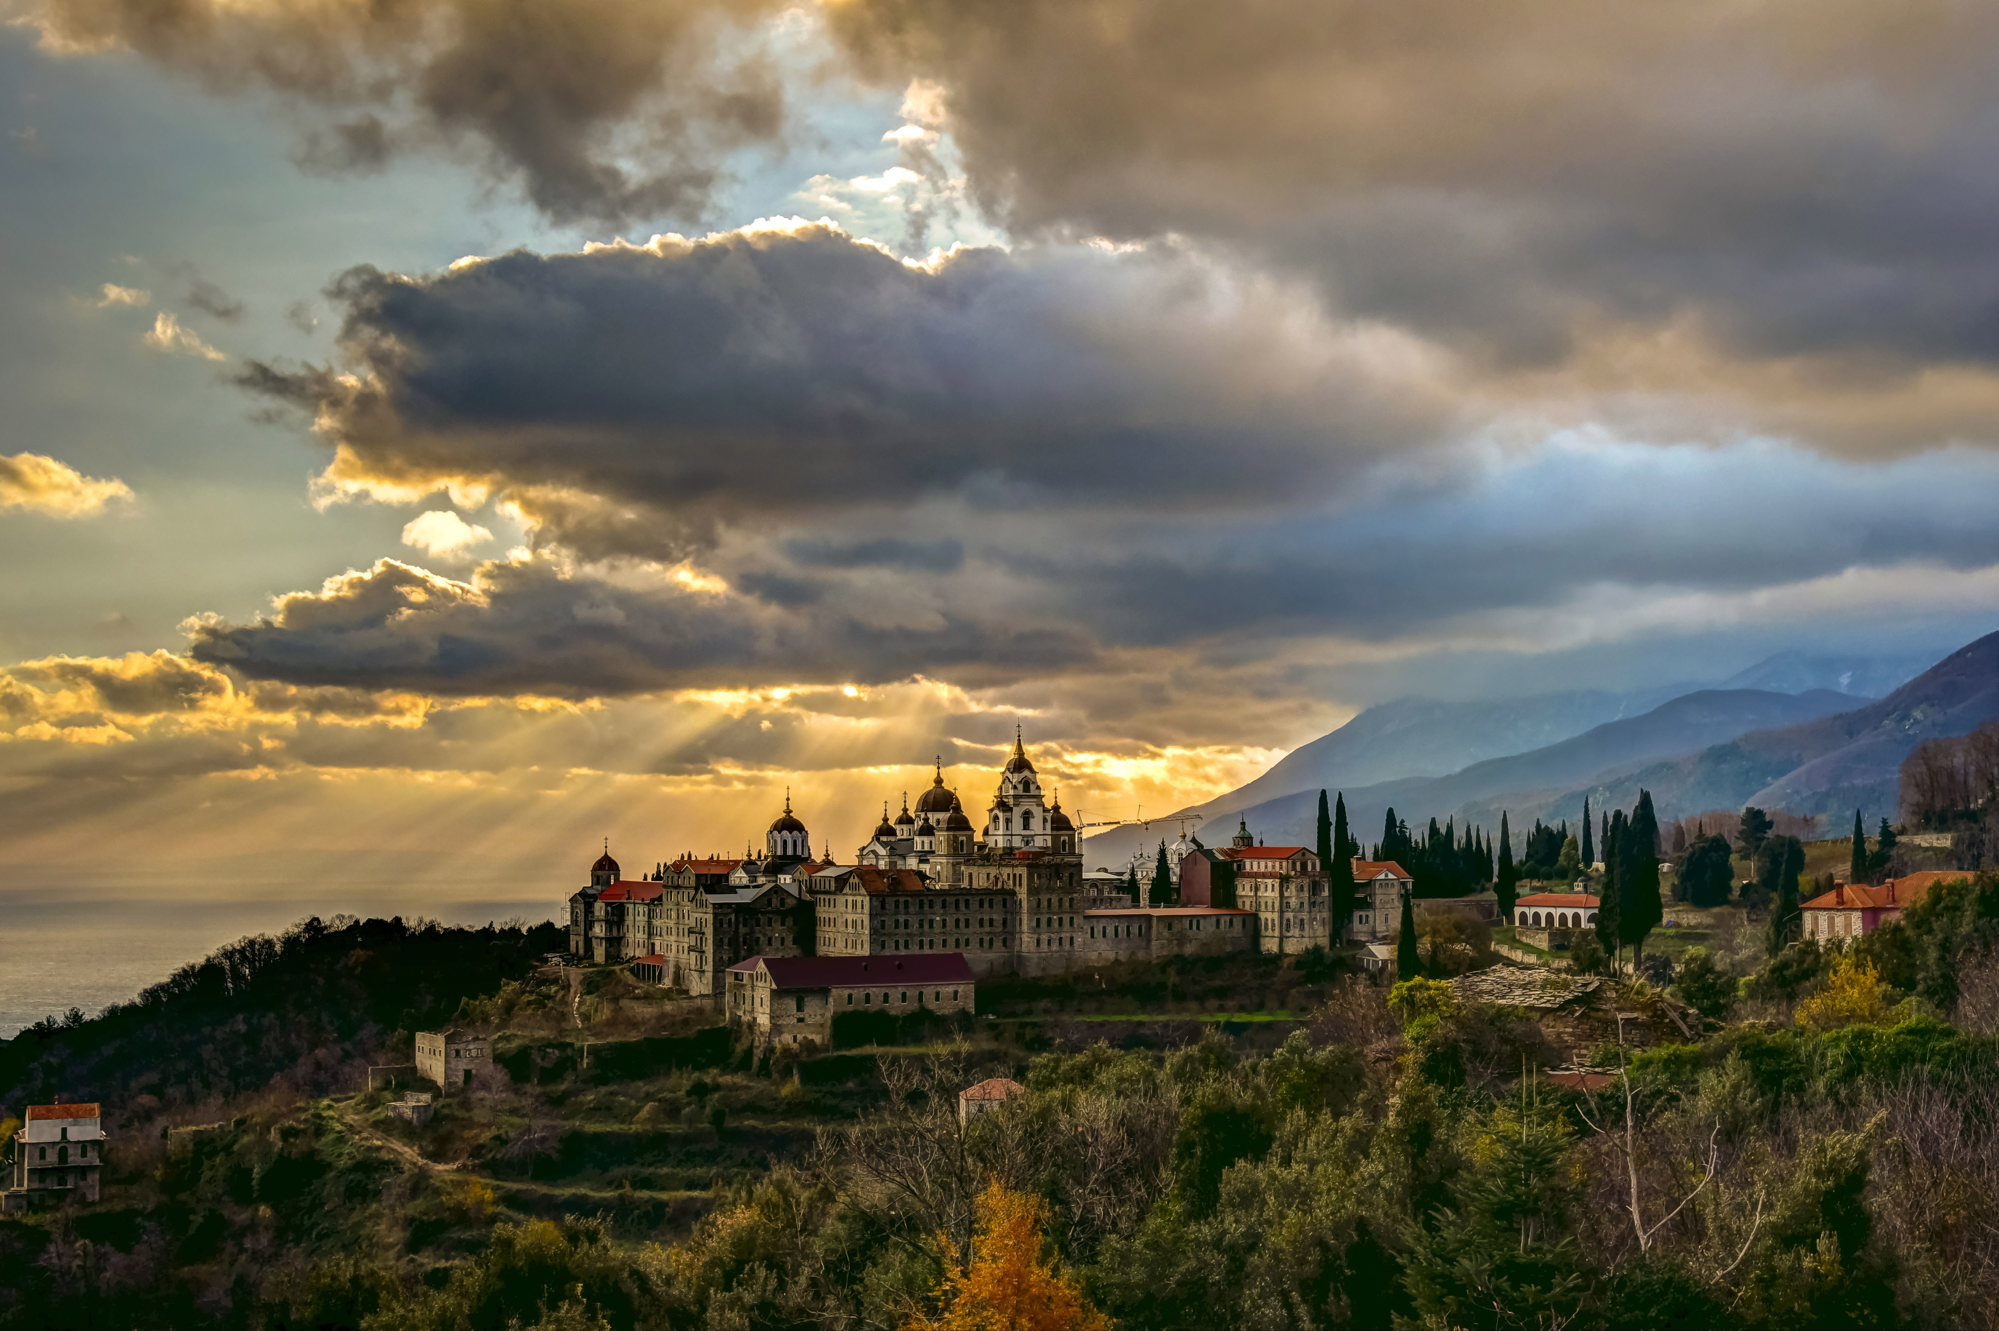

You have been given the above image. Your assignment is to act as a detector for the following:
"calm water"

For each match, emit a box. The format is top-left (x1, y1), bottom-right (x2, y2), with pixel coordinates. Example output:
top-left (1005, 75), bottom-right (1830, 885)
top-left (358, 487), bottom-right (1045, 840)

top-left (0, 896), bottom-right (558, 1038)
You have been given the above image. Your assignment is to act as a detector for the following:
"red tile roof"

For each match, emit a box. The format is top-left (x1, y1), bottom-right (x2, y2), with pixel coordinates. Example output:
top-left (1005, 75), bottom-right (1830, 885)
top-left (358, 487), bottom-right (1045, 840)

top-left (1353, 860), bottom-right (1412, 880)
top-left (845, 866), bottom-right (927, 894)
top-left (960, 1077), bottom-right (1026, 1102)
top-left (26, 1104), bottom-right (100, 1120)
top-left (1803, 872), bottom-right (1964, 912)
top-left (1515, 892), bottom-right (1601, 908)
top-left (598, 880), bottom-right (663, 902)
top-left (729, 953), bottom-right (976, 987)
top-left (672, 858), bottom-right (744, 875)
top-left (1546, 1070), bottom-right (1615, 1092)
top-left (629, 953), bottom-right (666, 966)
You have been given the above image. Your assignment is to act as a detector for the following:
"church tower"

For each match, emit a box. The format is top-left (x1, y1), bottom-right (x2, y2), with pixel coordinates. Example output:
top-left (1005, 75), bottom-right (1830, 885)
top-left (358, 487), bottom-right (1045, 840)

top-left (986, 726), bottom-right (1054, 850)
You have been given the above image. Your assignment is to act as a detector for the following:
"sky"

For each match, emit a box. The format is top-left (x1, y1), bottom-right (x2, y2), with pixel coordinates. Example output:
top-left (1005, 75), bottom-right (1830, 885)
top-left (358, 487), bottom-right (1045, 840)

top-left (4, 0), bottom-right (1999, 907)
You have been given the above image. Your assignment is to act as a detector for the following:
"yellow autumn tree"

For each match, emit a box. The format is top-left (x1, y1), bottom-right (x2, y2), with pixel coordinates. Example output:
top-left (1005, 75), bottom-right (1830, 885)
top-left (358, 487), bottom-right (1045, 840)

top-left (913, 1180), bottom-right (1111, 1331)
top-left (1796, 951), bottom-right (1892, 1031)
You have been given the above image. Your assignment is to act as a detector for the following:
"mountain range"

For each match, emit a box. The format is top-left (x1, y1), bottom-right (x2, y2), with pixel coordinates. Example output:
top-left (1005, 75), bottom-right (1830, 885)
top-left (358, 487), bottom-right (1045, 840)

top-left (1083, 644), bottom-right (1972, 866)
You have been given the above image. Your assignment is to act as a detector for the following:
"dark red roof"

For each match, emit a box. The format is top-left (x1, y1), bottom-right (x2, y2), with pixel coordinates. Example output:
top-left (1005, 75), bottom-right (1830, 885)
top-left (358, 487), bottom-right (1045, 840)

top-left (729, 953), bottom-right (976, 987)
top-left (672, 858), bottom-right (743, 874)
top-left (597, 880), bottom-right (662, 902)
top-left (26, 1104), bottom-right (100, 1120)
top-left (629, 953), bottom-right (665, 966)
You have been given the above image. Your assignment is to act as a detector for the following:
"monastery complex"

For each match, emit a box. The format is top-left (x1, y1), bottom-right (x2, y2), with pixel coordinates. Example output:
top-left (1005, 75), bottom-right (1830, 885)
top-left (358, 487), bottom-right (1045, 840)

top-left (566, 732), bottom-right (1414, 1001)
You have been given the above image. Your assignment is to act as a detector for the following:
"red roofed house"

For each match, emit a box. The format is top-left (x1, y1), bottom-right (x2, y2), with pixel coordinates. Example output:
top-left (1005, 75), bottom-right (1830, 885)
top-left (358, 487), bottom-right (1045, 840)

top-left (1349, 858), bottom-right (1417, 944)
top-left (1802, 871), bottom-right (1964, 943)
top-left (1511, 891), bottom-right (1602, 951)
top-left (5, 1103), bottom-right (104, 1210)
top-left (726, 953), bottom-right (976, 1048)
top-left (959, 1077), bottom-right (1026, 1123)
top-left (1177, 817), bottom-right (1332, 954)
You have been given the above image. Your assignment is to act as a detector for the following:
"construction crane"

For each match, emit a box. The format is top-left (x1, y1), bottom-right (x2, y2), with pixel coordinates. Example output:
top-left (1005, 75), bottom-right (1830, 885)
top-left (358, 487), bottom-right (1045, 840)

top-left (1075, 805), bottom-right (1209, 839)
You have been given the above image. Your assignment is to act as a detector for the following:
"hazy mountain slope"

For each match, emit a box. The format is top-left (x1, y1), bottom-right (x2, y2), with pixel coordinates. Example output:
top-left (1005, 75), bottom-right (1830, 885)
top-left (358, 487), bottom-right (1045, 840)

top-left (1478, 630), bottom-right (1999, 829)
top-left (1081, 686), bottom-right (1687, 865)
top-left (1717, 650), bottom-right (1933, 699)
top-left (1086, 687), bottom-right (1861, 865)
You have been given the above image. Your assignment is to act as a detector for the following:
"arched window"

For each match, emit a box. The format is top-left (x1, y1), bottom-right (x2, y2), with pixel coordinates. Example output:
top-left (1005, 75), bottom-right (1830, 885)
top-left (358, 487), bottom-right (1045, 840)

top-left (1022, 811), bottom-right (1034, 830)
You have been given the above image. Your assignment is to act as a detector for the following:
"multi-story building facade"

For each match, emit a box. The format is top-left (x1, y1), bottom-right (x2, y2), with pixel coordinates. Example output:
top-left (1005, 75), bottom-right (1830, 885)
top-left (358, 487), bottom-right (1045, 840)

top-left (4, 1103), bottom-right (103, 1210)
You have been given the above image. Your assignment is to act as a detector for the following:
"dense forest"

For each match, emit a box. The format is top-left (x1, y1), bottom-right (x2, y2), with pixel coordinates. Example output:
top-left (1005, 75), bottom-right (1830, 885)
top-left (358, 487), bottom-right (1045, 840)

top-left (0, 915), bottom-right (564, 1111)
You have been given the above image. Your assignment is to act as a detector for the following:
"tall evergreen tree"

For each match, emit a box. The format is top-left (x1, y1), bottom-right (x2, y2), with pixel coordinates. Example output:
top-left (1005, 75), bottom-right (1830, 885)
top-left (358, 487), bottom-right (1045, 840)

top-left (1396, 888), bottom-right (1420, 981)
top-left (1496, 813), bottom-right (1518, 918)
top-left (1600, 811), bottom-right (1609, 866)
top-left (1596, 812), bottom-right (1624, 965)
top-left (1316, 788), bottom-right (1334, 887)
top-left (1580, 798), bottom-right (1594, 868)
top-left (1149, 841), bottom-right (1174, 906)
top-left (1621, 791), bottom-right (1664, 964)
top-left (1765, 837), bottom-right (1805, 955)
top-left (1125, 862), bottom-right (1140, 902)
top-left (1850, 809), bottom-right (1867, 885)
top-left (1329, 792), bottom-right (1359, 932)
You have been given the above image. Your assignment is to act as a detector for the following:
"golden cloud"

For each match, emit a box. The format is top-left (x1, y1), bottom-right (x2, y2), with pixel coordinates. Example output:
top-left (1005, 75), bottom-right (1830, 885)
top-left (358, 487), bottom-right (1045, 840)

top-left (0, 452), bottom-right (134, 519)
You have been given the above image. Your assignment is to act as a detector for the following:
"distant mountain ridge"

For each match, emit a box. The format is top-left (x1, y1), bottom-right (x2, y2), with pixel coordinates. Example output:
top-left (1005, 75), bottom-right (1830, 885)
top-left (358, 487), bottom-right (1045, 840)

top-left (1477, 630), bottom-right (1999, 831)
top-left (1081, 646), bottom-right (1939, 868)
top-left (1105, 687), bottom-right (1865, 858)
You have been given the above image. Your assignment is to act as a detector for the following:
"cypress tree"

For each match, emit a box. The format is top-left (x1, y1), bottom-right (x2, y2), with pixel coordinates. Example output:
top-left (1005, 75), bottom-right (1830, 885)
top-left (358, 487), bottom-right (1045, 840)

top-left (1396, 888), bottom-right (1420, 981)
top-left (1316, 788), bottom-right (1334, 898)
top-left (1150, 841), bottom-right (1174, 906)
top-left (1621, 791), bottom-right (1664, 964)
top-left (1581, 797), bottom-right (1594, 868)
top-left (1125, 862), bottom-right (1140, 902)
top-left (1850, 809), bottom-right (1867, 885)
top-left (1496, 813), bottom-right (1518, 919)
top-left (1601, 811), bottom-right (1610, 866)
top-left (1596, 812), bottom-right (1624, 965)
top-left (1329, 792), bottom-right (1358, 933)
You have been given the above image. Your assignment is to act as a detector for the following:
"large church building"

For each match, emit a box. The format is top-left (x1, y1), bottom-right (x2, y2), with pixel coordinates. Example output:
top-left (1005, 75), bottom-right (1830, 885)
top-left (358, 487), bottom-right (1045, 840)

top-left (566, 731), bottom-right (1259, 992)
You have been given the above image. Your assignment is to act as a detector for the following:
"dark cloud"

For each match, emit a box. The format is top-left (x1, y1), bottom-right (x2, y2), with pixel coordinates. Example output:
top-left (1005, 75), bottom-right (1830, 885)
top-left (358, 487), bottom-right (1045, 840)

top-left (826, 0), bottom-right (1999, 401)
top-left (239, 223), bottom-right (1454, 559)
top-left (186, 556), bottom-right (1096, 695)
top-left (787, 536), bottom-right (964, 573)
top-left (24, 0), bottom-right (785, 226)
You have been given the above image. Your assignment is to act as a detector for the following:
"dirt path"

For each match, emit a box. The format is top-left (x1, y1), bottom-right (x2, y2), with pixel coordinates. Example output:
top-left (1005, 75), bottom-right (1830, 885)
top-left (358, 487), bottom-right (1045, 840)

top-left (334, 1102), bottom-right (459, 1173)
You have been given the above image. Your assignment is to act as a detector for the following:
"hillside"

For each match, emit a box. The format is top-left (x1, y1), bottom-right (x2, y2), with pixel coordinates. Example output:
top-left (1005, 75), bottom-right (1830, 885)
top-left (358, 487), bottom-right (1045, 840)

top-left (1473, 629), bottom-right (1999, 828)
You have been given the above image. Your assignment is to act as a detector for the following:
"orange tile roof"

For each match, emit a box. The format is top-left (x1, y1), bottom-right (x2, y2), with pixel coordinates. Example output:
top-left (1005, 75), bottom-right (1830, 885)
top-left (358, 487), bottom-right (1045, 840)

top-left (960, 1077), bottom-right (1026, 1102)
top-left (1223, 845), bottom-right (1311, 861)
top-left (1353, 860), bottom-right (1412, 880)
top-left (1515, 892), bottom-right (1601, 908)
top-left (26, 1104), bottom-right (100, 1120)
top-left (1802, 871), bottom-right (1965, 912)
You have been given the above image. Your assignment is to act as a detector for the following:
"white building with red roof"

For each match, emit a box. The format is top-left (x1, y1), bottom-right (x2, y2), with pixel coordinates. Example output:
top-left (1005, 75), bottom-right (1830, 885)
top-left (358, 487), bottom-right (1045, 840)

top-left (5, 1103), bottom-right (104, 1210)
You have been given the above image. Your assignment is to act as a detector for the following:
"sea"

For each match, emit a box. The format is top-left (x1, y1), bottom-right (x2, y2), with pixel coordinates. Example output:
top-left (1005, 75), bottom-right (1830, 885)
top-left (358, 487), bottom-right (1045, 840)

top-left (0, 895), bottom-right (559, 1038)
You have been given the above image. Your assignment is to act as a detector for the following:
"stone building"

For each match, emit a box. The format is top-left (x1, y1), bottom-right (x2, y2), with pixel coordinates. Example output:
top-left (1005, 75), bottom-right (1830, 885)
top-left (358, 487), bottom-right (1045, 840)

top-left (4, 1103), bottom-right (103, 1210)
top-left (1801, 871), bottom-right (1960, 943)
top-left (1178, 818), bottom-right (1353, 953)
top-left (726, 953), bottom-right (976, 1047)
top-left (415, 1028), bottom-right (495, 1092)
top-left (1347, 860), bottom-right (1418, 942)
